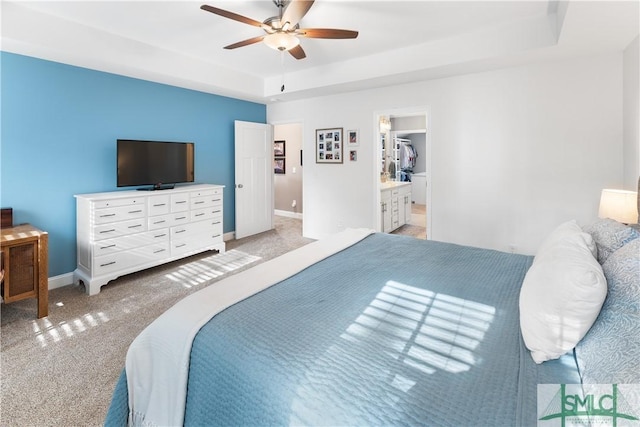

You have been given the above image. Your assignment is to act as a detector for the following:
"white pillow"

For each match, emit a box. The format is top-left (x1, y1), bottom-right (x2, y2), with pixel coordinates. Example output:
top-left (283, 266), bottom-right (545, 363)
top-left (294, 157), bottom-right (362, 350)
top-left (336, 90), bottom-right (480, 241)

top-left (537, 220), bottom-right (597, 259)
top-left (519, 222), bottom-right (606, 364)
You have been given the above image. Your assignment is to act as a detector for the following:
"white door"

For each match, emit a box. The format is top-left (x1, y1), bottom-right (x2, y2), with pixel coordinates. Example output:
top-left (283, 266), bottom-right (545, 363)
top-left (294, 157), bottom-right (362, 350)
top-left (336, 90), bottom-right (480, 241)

top-left (235, 120), bottom-right (274, 239)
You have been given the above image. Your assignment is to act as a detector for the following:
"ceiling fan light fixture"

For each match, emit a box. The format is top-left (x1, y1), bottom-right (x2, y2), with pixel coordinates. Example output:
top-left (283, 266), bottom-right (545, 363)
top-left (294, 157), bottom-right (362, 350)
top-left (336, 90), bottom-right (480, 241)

top-left (264, 32), bottom-right (300, 51)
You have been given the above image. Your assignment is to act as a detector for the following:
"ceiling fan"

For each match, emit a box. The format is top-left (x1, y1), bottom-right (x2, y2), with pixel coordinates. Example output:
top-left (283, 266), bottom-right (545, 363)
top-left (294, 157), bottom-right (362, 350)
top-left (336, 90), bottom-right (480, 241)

top-left (200, 0), bottom-right (358, 60)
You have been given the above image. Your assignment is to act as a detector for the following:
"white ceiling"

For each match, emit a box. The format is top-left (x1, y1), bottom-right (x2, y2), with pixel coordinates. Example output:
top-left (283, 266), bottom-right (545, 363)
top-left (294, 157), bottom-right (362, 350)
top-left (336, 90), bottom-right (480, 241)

top-left (2, 1), bottom-right (639, 103)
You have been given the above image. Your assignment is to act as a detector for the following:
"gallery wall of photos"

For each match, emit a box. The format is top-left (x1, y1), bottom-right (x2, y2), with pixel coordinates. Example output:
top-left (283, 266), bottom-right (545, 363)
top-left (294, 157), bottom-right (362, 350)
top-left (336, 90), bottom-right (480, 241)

top-left (316, 128), bottom-right (359, 163)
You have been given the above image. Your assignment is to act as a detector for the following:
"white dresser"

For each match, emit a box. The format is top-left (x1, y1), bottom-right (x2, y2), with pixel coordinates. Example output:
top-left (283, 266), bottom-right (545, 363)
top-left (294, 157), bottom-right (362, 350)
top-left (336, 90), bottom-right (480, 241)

top-left (74, 184), bottom-right (225, 295)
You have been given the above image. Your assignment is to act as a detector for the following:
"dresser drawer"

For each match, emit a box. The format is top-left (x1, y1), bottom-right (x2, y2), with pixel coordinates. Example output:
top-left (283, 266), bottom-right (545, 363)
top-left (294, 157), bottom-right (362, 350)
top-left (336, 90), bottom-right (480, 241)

top-left (94, 197), bottom-right (145, 209)
top-left (190, 195), bottom-right (215, 209)
top-left (148, 195), bottom-right (170, 216)
top-left (93, 242), bottom-right (170, 276)
top-left (170, 217), bottom-right (220, 239)
top-left (148, 212), bottom-right (190, 230)
top-left (171, 231), bottom-right (221, 257)
top-left (170, 222), bottom-right (197, 239)
top-left (190, 188), bottom-right (220, 198)
top-left (171, 193), bottom-right (190, 212)
top-left (92, 230), bottom-right (170, 256)
top-left (192, 204), bottom-right (222, 220)
top-left (93, 204), bottom-right (146, 225)
top-left (195, 218), bottom-right (223, 237)
top-left (93, 218), bottom-right (147, 241)
top-left (190, 207), bottom-right (214, 222)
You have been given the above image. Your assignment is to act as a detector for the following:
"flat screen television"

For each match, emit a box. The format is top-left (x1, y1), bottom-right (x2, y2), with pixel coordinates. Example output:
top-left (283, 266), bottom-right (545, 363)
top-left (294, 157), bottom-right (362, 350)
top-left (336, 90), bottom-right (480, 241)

top-left (117, 139), bottom-right (195, 190)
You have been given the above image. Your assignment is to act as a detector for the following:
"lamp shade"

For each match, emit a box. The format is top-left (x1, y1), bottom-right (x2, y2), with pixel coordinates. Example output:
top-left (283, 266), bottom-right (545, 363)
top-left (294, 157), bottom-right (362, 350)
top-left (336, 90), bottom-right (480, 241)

top-left (598, 189), bottom-right (638, 224)
top-left (263, 33), bottom-right (300, 51)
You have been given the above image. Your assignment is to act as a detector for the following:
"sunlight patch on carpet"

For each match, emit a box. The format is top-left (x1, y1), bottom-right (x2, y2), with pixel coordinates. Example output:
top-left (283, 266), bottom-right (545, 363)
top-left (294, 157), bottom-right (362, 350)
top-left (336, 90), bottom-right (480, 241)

top-left (165, 250), bottom-right (262, 288)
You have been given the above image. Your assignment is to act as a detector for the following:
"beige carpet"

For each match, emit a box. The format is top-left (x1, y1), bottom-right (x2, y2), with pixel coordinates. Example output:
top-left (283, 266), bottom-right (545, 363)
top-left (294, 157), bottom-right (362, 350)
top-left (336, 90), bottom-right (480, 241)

top-left (0, 216), bottom-right (421, 426)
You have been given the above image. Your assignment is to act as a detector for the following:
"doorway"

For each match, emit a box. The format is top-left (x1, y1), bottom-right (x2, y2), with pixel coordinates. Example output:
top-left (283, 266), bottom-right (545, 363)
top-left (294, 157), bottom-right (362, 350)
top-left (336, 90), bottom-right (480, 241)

top-left (375, 109), bottom-right (430, 239)
top-left (273, 122), bottom-right (304, 221)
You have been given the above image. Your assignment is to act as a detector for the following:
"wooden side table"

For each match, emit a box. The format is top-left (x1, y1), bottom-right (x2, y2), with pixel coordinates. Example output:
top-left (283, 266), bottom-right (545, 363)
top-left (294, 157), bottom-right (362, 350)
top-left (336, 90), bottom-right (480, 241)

top-left (1, 224), bottom-right (49, 318)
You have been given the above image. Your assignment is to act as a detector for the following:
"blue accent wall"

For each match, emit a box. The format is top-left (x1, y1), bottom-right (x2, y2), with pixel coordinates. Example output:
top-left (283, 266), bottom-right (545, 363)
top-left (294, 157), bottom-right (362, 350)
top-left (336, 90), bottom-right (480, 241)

top-left (1, 52), bottom-right (266, 277)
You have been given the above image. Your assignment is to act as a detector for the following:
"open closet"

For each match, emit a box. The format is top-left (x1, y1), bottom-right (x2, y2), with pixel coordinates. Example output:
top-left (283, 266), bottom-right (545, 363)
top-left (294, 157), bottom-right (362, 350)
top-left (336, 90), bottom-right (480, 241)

top-left (379, 113), bottom-right (428, 239)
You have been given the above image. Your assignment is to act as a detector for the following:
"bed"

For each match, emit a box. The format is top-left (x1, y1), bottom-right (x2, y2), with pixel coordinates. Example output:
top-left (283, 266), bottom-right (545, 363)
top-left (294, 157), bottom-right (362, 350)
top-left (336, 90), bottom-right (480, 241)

top-left (105, 215), bottom-right (639, 426)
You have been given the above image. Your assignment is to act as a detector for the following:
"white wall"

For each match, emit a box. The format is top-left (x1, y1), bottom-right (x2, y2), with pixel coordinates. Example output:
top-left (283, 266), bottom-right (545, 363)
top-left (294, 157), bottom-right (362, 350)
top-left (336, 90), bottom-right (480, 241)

top-left (623, 35), bottom-right (639, 190)
top-left (267, 53), bottom-right (624, 255)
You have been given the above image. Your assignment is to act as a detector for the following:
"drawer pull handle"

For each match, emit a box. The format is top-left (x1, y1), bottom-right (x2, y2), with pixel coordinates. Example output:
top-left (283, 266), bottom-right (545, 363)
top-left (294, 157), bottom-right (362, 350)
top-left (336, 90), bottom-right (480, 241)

top-left (153, 220), bottom-right (166, 224)
top-left (176, 243), bottom-right (186, 248)
top-left (100, 229), bottom-right (116, 234)
top-left (153, 203), bottom-right (166, 207)
top-left (195, 213), bottom-right (204, 217)
top-left (213, 221), bottom-right (221, 225)
top-left (175, 230), bottom-right (186, 234)
top-left (175, 216), bottom-right (186, 220)
top-left (128, 224), bottom-right (142, 229)
top-left (194, 201), bottom-right (205, 205)
top-left (213, 234), bottom-right (221, 238)
top-left (213, 198), bottom-right (221, 202)
top-left (213, 210), bottom-right (221, 214)
top-left (100, 261), bottom-right (116, 267)
top-left (153, 249), bottom-right (166, 254)
top-left (99, 244), bottom-right (116, 249)
top-left (129, 210), bottom-right (143, 214)
top-left (100, 213), bottom-right (116, 218)
top-left (154, 233), bottom-right (167, 238)
top-left (175, 201), bottom-right (187, 204)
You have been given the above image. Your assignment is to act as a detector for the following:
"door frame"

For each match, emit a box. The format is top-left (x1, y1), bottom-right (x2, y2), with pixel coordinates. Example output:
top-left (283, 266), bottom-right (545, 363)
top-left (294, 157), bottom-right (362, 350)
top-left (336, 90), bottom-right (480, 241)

top-left (373, 106), bottom-right (432, 237)
top-left (270, 118), bottom-right (305, 232)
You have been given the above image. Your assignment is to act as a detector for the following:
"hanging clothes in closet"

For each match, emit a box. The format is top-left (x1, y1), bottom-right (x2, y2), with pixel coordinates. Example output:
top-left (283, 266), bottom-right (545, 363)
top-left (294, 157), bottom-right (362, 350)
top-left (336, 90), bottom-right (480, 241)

top-left (396, 138), bottom-right (417, 181)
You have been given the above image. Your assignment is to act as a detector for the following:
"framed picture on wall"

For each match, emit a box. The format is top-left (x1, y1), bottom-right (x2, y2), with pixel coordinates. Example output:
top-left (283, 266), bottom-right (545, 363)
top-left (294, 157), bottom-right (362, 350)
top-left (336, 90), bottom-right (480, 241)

top-left (274, 158), bottom-right (285, 174)
top-left (274, 140), bottom-right (286, 157)
top-left (347, 129), bottom-right (359, 146)
top-left (316, 128), bottom-right (343, 164)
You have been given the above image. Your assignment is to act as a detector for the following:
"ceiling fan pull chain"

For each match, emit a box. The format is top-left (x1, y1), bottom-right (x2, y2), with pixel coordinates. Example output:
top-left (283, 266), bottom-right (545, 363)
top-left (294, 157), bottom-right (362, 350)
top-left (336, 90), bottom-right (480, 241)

top-left (281, 50), bottom-right (286, 92)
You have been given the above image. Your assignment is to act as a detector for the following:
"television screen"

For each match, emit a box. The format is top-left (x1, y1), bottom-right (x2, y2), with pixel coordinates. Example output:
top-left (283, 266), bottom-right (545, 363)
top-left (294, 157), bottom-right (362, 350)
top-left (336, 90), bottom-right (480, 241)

top-left (117, 139), bottom-right (194, 189)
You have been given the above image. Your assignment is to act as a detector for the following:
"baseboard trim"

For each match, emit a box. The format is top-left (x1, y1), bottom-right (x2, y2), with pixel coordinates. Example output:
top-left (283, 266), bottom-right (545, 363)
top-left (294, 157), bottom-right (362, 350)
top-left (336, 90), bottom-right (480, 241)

top-left (275, 209), bottom-right (303, 219)
top-left (49, 272), bottom-right (75, 290)
top-left (224, 231), bottom-right (235, 241)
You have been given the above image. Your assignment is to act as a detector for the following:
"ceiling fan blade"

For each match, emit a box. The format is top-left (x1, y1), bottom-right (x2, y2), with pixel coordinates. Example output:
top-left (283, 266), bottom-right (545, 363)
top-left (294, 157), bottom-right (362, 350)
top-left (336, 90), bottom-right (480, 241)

top-left (224, 35), bottom-right (266, 50)
top-left (288, 44), bottom-right (306, 60)
top-left (297, 28), bottom-right (359, 39)
top-left (200, 4), bottom-right (265, 28)
top-left (281, 0), bottom-right (315, 28)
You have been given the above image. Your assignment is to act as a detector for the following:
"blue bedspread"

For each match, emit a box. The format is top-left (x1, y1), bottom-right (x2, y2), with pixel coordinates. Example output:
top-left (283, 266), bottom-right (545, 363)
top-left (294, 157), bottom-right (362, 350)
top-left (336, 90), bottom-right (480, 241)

top-left (106, 233), bottom-right (580, 426)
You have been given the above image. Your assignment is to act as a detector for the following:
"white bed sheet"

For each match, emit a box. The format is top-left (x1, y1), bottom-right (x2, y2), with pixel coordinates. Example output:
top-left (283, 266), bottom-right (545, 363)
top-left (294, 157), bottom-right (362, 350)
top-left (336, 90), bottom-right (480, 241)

top-left (126, 228), bottom-right (375, 427)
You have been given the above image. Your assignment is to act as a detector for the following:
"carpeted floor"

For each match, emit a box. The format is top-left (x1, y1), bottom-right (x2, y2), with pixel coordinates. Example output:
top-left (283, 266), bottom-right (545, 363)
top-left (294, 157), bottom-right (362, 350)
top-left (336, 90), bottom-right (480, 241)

top-left (0, 216), bottom-right (420, 426)
top-left (391, 203), bottom-right (427, 239)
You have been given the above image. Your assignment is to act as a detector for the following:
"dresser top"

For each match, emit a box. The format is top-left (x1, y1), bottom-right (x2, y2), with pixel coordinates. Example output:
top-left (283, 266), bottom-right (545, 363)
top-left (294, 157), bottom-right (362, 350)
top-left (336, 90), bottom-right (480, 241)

top-left (74, 183), bottom-right (224, 200)
top-left (1, 223), bottom-right (47, 243)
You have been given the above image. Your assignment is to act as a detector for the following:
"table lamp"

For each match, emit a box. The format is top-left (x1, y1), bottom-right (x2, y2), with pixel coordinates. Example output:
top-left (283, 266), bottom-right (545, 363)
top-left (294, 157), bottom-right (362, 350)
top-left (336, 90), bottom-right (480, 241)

top-left (598, 189), bottom-right (638, 224)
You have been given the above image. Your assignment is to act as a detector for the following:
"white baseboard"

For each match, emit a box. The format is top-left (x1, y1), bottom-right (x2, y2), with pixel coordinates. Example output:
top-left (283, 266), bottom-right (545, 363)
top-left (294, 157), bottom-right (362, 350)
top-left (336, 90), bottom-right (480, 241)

top-left (224, 231), bottom-right (235, 241)
top-left (275, 209), bottom-right (303, 219)
top-left (49, 272), bottom-right (75, 290)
